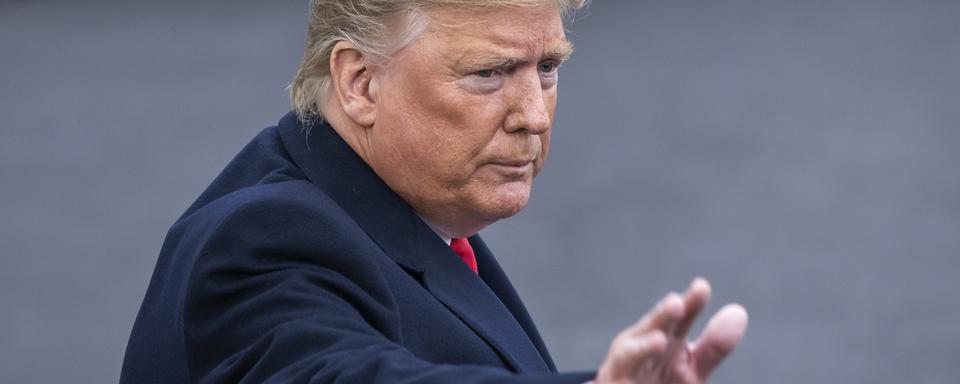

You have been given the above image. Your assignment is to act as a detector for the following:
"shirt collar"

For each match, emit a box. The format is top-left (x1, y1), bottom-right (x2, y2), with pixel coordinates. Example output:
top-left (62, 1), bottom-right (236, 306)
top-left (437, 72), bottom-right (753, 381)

top-left (418, 214), bottom-right (453, 246)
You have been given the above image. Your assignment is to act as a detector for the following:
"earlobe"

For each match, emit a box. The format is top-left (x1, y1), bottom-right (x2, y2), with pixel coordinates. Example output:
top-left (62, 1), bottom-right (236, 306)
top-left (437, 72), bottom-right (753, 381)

top-left (329, 42), bottom-right (377, 127)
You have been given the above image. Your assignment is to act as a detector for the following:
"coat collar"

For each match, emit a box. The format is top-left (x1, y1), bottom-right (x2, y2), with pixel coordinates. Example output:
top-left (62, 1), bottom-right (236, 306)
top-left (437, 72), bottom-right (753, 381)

top-left (276, 112), bottom-right (550, 373)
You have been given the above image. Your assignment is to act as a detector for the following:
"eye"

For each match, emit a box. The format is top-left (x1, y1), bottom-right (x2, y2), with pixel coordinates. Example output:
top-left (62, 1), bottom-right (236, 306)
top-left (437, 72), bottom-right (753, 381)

top-left (474, 69), bottom-right (497, 78)
top-left (538, 61), bottom-right (559, 74)
top-left (538, 61), bottom-right (560, 88)
top-left (461, 69), bottom-right (505, 93)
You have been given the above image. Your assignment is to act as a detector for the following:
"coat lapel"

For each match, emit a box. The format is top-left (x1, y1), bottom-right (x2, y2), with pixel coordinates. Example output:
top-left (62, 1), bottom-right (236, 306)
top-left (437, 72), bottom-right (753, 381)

top-left (276, 113), bottom-right (549, 373)
top-left (413, 228), bottom-right (550, 373)
top-left (471, 236), bottom-right (558, 372)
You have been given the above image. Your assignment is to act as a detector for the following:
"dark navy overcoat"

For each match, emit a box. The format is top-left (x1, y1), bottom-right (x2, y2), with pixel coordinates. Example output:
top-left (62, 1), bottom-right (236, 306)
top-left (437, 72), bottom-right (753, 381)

top-left (120, 112), bottom-right (594, 383)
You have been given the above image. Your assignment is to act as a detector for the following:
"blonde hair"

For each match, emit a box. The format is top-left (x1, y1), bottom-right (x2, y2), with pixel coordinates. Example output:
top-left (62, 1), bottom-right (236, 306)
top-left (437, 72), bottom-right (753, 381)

top-left (289, 0), bottom-right (588, 120)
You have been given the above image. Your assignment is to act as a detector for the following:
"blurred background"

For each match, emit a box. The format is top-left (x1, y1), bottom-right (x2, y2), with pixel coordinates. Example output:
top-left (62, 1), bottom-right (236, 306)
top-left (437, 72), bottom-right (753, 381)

top-left (2, 0), bottom-right (958, 382)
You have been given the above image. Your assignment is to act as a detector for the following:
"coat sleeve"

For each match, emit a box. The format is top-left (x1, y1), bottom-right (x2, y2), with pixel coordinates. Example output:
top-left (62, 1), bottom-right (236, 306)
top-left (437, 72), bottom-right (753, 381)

top-left (181, 195), bottom-right (595, 384)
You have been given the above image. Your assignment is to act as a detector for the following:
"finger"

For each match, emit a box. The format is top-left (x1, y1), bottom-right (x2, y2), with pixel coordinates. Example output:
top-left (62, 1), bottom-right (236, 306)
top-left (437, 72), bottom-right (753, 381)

top-left (690, 303), bottom-right (749, 380)
top-left (597, 330), bottom-right (668, 381)
top-left (613, 330), bottom-right (669, 366)
top-left (672, 277), bottom-right (712, 339)
top-left (627, 292), bottom-right (685, 337)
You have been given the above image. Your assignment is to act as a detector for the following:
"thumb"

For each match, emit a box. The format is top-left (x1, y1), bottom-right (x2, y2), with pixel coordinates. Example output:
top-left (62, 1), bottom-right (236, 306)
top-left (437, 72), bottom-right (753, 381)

top-left (691, 303), bottom-right (748, 379)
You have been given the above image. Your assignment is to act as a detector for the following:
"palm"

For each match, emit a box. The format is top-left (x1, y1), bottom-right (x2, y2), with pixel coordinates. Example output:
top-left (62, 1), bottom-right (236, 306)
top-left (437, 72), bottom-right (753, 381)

top-left (596, 278), bottom-right (748, 384)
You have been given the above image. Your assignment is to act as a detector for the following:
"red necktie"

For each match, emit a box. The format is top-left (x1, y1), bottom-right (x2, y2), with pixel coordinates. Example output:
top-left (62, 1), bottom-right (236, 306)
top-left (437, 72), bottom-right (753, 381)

top-left (450, 238), bottom-right (478, 274)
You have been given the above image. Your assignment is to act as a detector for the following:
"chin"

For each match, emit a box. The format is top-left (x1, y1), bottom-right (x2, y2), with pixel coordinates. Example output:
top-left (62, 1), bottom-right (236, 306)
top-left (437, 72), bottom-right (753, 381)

top-left (482, 182), bottom-right (532, 220)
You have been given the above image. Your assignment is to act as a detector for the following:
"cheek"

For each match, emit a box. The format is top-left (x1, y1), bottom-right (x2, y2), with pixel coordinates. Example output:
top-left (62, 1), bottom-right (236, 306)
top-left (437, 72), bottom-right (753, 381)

top-left (540, 131), bottom-right (552, 160)
top-left (378, 81), bottom-right (456, 168)
top-left (533, 132), bottom-right (551, 176)
top-left (388, 109), bottom-right (484, 187)
top-left (534, 91), bottom-right (557, 173)
top-left (424, 101), bottom-right (507, 173)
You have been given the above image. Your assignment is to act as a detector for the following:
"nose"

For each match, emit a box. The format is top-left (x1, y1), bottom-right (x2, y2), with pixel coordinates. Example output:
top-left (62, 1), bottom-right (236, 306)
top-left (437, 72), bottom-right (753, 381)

top-left (504, 69), bottom-right (552, 135)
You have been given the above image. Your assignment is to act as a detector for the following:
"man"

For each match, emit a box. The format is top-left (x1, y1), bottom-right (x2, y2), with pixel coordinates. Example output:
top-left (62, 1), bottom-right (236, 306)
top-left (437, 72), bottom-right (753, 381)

top-left (121, 1), bottom-right (748, 383)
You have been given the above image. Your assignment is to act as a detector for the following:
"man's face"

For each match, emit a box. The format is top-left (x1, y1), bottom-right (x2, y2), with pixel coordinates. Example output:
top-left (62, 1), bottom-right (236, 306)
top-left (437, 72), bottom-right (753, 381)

top-left (366, 5), bottom-right (571, 235)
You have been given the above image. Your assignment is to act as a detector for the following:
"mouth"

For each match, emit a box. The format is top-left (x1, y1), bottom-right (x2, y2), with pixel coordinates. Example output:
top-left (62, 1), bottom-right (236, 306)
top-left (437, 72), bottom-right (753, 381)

top-left (488, 158), bottom-right (534, 167)
top-left (483, 158), bottom-right (535, 177)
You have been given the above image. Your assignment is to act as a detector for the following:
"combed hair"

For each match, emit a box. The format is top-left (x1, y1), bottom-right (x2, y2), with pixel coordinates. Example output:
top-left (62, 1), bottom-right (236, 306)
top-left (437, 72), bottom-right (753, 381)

top-left (290, 0), bottom-right (589, 120)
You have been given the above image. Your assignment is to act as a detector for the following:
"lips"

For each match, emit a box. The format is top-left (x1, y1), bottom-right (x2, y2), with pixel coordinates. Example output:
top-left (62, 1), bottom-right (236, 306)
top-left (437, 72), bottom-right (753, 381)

top-left (487, 158), bottom-right (534, 167)
top-left (482, 157), bottom-right (536, 179)
top-left (485, 153), bottom-right (537, 167)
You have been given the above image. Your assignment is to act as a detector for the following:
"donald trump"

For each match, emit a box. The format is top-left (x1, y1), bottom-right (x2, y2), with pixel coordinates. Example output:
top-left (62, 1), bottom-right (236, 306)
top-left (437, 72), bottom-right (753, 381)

top-left (121, 1), bottom-right (749, 383)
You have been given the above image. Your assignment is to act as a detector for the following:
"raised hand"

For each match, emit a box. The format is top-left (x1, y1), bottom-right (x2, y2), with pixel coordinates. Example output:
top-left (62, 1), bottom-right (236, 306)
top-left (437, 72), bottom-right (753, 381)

top-left (594, 278), bottom-right (748, 384)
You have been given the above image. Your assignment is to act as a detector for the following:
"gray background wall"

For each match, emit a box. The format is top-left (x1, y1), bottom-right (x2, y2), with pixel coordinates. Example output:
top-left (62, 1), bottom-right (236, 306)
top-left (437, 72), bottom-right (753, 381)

top-left (2, 0), bottom-right (958, 382)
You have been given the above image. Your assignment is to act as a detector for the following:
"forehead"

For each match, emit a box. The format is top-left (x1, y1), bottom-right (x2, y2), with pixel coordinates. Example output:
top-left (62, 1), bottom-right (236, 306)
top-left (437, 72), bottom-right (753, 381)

top-left (420, 6), bottom-right (570, 62)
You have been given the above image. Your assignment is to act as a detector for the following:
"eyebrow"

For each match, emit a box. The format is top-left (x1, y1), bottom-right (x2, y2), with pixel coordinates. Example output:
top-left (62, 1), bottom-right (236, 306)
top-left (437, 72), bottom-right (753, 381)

top-left (456, 39), bottom-right (575, 69)
top-left (547, 39), bottom-right (576, 62)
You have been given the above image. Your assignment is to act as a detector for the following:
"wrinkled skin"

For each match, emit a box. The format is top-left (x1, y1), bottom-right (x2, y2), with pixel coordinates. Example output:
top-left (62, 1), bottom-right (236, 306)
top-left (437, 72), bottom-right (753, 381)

top-left (327, 5), bottom-right (570, 237)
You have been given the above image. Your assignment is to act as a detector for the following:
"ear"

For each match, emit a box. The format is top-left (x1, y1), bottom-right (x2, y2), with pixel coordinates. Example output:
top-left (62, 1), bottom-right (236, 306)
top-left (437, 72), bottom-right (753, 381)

top-left (328, 41), bottom-right (378, 127)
